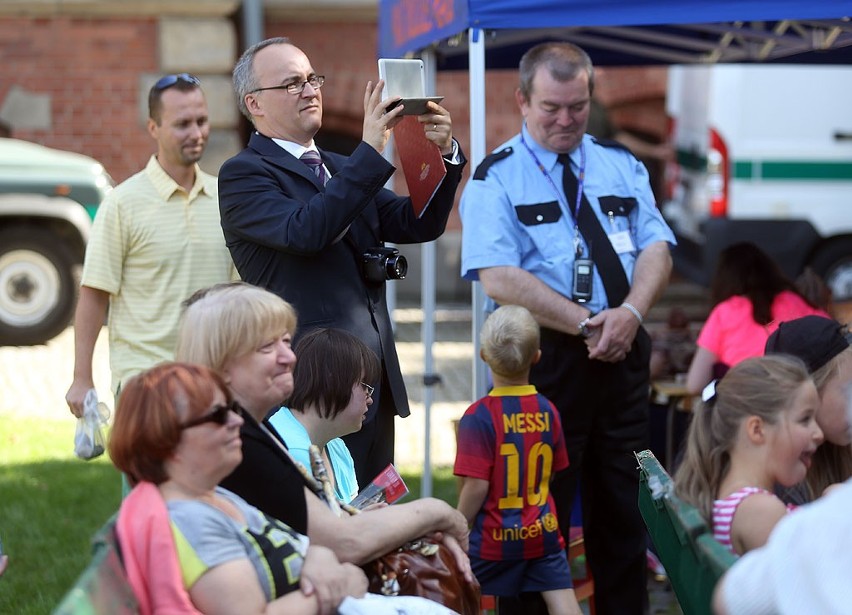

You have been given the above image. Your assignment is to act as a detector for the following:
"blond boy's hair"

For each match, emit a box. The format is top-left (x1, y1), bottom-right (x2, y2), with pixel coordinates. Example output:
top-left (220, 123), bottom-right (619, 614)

top-left (480, 305), bottom-right (540, 378)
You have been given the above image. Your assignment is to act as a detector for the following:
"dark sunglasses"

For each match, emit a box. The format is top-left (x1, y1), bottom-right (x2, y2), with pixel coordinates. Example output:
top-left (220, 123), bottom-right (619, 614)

top-left (154, 73), bottom-right (201, 91)
top-left (180, 400), bottom-right (243, 430)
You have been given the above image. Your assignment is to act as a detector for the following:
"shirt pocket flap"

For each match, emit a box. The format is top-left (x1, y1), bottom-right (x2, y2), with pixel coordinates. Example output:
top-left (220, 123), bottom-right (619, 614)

top-left (514, 201), bottom-right (562, 226)
top-left (598, 196), bottom-right (637, 217)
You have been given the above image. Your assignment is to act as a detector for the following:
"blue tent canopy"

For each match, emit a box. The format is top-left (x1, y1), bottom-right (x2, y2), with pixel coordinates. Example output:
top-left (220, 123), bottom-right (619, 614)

top-left (379, 0), bottom-right (852, 66)
top-left (377, 1), bottom-right (852, 488)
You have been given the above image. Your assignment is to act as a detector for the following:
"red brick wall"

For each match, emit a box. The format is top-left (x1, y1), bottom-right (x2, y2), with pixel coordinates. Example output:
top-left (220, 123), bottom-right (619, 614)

top-left (0, 17), bottom-right (160, 183)
top-left (597, 66), bottom-right (669, 139)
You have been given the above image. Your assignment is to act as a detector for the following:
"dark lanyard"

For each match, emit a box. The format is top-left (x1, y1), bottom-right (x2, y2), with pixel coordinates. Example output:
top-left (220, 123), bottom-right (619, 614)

top-left (519, 131), bottom-right (586, 257)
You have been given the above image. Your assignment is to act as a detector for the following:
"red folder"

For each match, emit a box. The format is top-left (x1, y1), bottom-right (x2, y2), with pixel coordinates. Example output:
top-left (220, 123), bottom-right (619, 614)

top-left (393, 115), bottom-right (447, 218)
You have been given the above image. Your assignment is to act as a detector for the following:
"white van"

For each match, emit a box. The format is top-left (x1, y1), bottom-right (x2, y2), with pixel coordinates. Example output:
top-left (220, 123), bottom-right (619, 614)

top-left (663, 64), bottom-right (852, 299)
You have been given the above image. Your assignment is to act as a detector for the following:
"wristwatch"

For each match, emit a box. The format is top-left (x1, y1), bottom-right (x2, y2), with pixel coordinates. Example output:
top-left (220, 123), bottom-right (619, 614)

top-left (577, 316), bottom-right (594, 338)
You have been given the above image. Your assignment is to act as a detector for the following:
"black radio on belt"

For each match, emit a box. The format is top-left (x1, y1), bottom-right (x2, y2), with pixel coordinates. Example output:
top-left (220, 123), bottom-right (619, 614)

top-left (572, 258), bottom-right (594, 303)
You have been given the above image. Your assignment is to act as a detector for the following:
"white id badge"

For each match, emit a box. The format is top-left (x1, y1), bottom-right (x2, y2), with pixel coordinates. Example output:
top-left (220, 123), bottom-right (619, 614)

top-left (608, 230), bottom-right (635, 254)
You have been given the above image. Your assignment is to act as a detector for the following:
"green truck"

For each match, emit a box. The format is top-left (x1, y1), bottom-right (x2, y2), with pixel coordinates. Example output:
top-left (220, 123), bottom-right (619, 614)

top-left (0, 138), bottom-right (114, 345)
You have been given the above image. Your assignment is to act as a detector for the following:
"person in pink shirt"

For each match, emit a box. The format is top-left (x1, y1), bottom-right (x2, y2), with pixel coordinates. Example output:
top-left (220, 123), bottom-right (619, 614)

top-left (686, 243), bottom-right (828, 395)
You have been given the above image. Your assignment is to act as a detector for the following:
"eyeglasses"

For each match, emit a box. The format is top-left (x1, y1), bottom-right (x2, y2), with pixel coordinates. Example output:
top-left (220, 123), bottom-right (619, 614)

top-left (154, 73), bottom-right (201, 91)
top-left (251, 75), bottom-right (325, 95)
top-left (180, 400), bottom-right (243, 430)
top-left (360, 382), bottom-right (375, 397)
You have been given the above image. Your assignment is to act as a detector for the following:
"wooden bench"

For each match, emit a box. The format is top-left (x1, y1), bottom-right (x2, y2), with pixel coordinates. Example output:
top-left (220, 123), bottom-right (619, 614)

top-left (636, 449), bottom-right (736, 615)
top-left (53, 516), bottom-right (138, 615)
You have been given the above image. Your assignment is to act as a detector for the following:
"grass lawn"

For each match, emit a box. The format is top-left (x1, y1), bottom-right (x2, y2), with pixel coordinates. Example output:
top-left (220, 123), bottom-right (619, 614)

top-left (0, 415), bottom-right (457, 614)
top-left (0, 416), bottom-right (121, 614)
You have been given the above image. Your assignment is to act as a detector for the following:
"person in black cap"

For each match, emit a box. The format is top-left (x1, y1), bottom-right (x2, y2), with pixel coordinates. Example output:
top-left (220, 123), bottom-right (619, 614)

top-left (765, 315), bottom-right (852, 504)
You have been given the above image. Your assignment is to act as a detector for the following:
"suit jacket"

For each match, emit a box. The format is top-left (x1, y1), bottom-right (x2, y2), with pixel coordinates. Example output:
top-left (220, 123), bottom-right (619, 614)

top-left (218, 132), bottom-right (466, 419)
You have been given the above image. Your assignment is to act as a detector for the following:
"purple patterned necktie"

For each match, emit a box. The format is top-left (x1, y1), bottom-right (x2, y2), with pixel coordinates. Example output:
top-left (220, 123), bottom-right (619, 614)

top-left (300, 149), bottom-right (329, 185)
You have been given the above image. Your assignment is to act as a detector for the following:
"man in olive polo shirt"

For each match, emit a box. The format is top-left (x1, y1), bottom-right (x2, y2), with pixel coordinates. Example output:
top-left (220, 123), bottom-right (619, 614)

top-left (66, 74), bottom-right (236, 415)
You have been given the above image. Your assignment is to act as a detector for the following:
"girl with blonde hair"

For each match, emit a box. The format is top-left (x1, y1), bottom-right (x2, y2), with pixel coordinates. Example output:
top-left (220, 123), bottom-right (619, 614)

top-left (675, 355), bottom-right (823, 555)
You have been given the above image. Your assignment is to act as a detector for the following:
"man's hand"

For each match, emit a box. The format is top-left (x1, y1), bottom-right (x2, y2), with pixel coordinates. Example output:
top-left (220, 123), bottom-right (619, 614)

top-left (418, 102), bottom-right (454, 156)
top-left (585, 242), bottom-right (670, 363)
top-left (362, 80), bottom-right (404, 154)
top-left (66, 379), bottom-right (95, 418)
top-left (586, 306), bottom-right (641, 362)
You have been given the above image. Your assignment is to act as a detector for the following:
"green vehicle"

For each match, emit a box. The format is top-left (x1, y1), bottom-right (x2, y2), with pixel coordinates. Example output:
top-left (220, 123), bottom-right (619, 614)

top-left (0, 138), bottom-right (113, 345)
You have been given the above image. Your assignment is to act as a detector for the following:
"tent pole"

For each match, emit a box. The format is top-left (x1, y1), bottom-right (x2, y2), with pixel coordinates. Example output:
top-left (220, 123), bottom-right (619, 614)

top-left (469, 28), bottom-right (490, 400)
top-left (419, 49), bottom-right (439, 498)
top-left (381, 84), bottom-right (398, 467)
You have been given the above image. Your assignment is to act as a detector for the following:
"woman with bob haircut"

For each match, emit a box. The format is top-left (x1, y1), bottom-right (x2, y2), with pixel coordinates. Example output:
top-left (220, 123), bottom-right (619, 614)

top-left (175, 282), bottom-right (473, 578)
top-left (109, 362), bottom-right (368, 614)
top-left (269, 328), bottom-right (380, 503)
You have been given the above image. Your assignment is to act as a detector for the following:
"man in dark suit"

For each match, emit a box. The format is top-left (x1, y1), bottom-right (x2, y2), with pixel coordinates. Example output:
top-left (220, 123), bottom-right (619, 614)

top-left (218, 37), bottom-right (466, 486)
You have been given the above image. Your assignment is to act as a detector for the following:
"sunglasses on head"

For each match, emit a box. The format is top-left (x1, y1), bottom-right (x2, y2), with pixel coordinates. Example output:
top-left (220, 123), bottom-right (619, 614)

top-left (180, 400), bottom-right (243, 430)
top-left (154, 73), bottom-right (201, 91)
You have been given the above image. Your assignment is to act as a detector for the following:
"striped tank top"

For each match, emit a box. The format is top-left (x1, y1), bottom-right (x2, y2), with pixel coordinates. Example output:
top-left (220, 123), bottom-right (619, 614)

top-left (712, 487), bottom-right (795, 555)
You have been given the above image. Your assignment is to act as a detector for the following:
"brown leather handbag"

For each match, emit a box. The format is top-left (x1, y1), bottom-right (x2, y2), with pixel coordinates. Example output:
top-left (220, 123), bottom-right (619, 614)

top-left (303, 445), bottom-right (480, 614)
top-left (364, 538), bottom-right (481, 615)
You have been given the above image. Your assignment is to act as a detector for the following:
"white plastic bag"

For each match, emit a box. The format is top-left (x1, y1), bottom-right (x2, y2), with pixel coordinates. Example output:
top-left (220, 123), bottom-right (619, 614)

top-left (74, 388), bottom-right (110, 460)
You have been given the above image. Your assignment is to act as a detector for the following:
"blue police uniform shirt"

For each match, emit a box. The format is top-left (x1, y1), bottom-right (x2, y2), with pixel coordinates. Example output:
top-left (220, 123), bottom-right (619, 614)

top-left (460, 124), bottom-right (676, 316)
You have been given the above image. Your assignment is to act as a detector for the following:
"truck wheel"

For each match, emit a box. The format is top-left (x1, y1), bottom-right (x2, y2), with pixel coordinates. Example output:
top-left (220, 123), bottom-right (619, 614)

top-left (0, 227), bottom-right (77, 346)
top-left (809, 239), bottom-right (852, 303)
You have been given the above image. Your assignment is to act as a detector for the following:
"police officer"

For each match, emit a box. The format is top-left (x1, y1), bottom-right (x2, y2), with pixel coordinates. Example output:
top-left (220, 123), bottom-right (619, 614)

top-left (460, 42), bottom-right (675, 615)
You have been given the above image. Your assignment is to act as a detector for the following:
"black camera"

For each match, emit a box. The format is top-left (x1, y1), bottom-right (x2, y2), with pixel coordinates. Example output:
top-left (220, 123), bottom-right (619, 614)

top-left (362, 247), bottom-right (408, 284)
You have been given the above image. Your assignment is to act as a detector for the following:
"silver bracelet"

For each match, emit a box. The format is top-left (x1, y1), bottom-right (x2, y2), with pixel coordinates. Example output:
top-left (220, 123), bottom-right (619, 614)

top-left (577, 316), bottom-right (594, 338)
top-left (620, 301), bottom-right (643, 324)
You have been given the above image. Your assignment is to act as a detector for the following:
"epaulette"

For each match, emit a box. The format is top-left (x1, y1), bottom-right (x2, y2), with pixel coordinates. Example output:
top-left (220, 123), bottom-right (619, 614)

top-left (472, 147), bottom-right (514, 180)
top-left (591, 137), bottom-right (636, 158)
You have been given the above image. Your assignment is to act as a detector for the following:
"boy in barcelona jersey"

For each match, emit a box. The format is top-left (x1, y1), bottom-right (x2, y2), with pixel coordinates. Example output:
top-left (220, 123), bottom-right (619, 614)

top-left (455, 305), bottom-right (582, 615)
